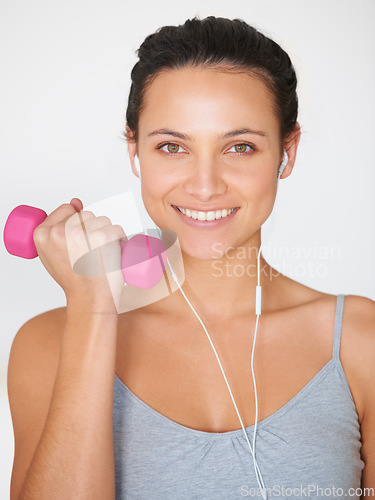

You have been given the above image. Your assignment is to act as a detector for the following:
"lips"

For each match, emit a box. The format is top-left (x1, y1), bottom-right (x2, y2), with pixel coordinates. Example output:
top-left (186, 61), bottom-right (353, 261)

top-left (171, 204), bottom-right (240, 228)
top-left (176, 206), bottom-right (237, 220)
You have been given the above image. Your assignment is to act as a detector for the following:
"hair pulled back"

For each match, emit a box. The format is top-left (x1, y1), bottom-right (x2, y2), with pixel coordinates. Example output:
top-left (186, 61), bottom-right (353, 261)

top-left (126, 16), bottom-right (298, 146)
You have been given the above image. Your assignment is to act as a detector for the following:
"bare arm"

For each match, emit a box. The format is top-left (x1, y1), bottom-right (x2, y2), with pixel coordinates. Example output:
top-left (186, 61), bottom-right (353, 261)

top-left (8, 306), bottom-right (119, 500)
top-left (341, 295), bottom-right (375, 498)
top-left (358, 298), bottom-right (375, 497)
top-left (8, 200), bottom-right (127, 499)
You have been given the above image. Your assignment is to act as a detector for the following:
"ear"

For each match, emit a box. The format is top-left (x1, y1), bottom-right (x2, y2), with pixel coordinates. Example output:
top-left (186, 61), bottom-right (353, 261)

top-left (125, 124), bottom-right (140, 179)
top-left (279, 122), bottom-right (301, 179)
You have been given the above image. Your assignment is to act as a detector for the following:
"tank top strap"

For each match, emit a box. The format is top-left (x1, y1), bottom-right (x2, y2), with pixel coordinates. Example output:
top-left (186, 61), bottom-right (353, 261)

top-left (333, 294), bottom-right (345, 361)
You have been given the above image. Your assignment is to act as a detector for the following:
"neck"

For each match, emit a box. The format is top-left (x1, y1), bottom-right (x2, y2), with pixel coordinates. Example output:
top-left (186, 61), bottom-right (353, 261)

top-left (156, 232), bottom-right (278, 321)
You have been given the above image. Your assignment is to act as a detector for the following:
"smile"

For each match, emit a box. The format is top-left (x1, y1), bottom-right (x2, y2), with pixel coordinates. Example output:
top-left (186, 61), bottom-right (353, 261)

top-left (176, 206), bottom-right (238, 221)
top-left (172, 205), bottom-right (240, 228)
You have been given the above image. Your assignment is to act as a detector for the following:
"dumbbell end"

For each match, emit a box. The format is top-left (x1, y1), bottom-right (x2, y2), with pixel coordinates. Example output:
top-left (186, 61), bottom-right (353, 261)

top-left (120, 234), bottom-right (168, 289)
top-left (4, 205), bottom-right (47, 259)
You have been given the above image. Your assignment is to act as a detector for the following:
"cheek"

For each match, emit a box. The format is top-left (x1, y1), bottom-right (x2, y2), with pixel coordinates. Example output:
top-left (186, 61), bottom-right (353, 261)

top-left (139, 175), bottom-right (172, 221)
top-left (241, 170), bottom-right (278, 222)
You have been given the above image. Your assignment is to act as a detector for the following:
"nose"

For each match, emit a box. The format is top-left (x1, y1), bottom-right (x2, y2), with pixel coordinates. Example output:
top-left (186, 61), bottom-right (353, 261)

top-left (182, 157), bottom-right (228, 202)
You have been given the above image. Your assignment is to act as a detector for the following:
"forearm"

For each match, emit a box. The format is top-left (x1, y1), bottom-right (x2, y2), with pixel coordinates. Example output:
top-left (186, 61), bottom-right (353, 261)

top-left (18, 308), bottom-right (118, 499)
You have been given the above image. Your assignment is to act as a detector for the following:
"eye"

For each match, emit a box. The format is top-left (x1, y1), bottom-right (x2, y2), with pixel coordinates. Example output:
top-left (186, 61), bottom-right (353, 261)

top-left (226, 143), bottom-right (255, 155)
top-left (156, 143), bottom-right (188, 154)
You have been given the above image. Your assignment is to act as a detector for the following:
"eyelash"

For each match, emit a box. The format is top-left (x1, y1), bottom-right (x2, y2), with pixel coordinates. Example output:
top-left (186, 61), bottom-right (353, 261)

top-left (155, 142), bottom-right (256, 155)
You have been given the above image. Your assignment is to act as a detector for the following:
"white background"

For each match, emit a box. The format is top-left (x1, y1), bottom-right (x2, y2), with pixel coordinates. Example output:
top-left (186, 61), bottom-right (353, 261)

top-left (1, 0), bottom-right (374, 496)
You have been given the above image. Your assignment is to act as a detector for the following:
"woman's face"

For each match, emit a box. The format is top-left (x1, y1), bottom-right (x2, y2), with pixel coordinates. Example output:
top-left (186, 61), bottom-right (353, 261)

top-left (132, 66), bottom-right (287, 260)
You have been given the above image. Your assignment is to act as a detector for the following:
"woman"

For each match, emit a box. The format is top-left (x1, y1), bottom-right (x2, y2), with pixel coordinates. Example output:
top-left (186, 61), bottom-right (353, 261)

top-left (8, 16), bottom-right (375, 499)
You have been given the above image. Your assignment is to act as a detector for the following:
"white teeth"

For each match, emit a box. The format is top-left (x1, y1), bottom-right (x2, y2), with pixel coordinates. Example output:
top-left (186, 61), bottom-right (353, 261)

top-left (177, 206), bottom-right (236, 221)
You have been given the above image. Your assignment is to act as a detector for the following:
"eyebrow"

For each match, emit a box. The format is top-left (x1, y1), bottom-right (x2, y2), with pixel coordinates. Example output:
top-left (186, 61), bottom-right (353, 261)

top-left (147, 128), bottom-right (267, 140)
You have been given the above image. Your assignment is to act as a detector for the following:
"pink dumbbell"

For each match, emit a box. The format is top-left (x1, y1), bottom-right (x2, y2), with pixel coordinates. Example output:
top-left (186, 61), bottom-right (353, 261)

top-left (3, 204), bottom-right (168, 289)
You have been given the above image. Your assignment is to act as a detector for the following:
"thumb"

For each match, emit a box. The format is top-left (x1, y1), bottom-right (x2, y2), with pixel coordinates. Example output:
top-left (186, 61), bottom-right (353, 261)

top-left (70, 198), bottom-right (83, 212)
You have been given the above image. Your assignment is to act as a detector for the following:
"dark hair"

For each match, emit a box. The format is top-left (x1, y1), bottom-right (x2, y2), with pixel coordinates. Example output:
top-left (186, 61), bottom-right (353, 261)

top-left (125, 15), bottom-right (299, 148)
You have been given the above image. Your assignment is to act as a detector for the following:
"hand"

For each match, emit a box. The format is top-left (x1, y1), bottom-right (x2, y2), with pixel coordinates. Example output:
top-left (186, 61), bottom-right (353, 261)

top-left (33, 198), bottom-right (127, 314)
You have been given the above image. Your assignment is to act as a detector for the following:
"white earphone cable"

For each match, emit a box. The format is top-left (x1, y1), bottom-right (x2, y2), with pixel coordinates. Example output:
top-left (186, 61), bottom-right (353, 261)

top-left (165, 257), bottom-right (267, 494)
top-left (249, 165), bottom-right (284, 496)
top-left (153, 225), bottom-right (268, 496)
top-left (136, 151), bottom-right (287, 500)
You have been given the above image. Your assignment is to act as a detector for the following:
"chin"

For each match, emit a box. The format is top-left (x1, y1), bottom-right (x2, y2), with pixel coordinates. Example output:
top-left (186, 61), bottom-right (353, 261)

top-left (181, 247), bottom-right (219, 261)
top-left (177, 236), bottom-right (232, 261)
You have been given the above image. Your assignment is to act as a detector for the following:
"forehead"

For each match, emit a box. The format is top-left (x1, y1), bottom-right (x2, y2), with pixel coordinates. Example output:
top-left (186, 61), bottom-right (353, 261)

top-left (138, 66), bottom-right (279, 141)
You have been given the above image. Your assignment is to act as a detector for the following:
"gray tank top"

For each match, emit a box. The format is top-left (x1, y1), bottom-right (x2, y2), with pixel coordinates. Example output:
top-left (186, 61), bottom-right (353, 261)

top-left (112, 294), bottom-right (364, 499)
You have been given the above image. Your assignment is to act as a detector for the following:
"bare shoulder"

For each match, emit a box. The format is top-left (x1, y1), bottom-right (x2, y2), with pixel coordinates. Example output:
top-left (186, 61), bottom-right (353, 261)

top-left (7, 306), bottom-right (67, 499)
top-left (8, 306), bottom-right (67, 389)
top-left (283, 278), bottom-right (375, 484)
top-left (279, 276), bottom-right (375, 418)
top-left (340, 294), bottom-right (375, 376)
top-left (339, 294), bottom-right (375, 416)
top-left (337, 294), bottom-right (375, 487)
top-left (285, 280), bottom-right (375, 380)
top-left (341, 293), bottom-right (375, 329)
top-left (272, 273), bottom-right (337, 312)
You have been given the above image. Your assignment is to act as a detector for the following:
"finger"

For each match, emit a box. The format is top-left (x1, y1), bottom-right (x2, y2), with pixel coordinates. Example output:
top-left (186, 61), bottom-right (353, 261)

top-left (41, 203), bottom-right (79, 228)
top-left (114, 224), bottom-right (127, 241)
top-left (65, 210), bottom-right (95, 234)
top-left (64, 212), bottom-right (99, 267)
top-left (65, 213), bottom-right (121, 250)
top-left (80, 216), bottom-right (113, 234)
top-left (70, 198), bottom-right (83, 212)
top-left (66, 222), bottom-right (127, 273)
top-left (68, 226), bottom-right (127, 279)
top-left (33, 206), bottom-right (93, 251)
top-left (85, 224), bottom-right (127, 250)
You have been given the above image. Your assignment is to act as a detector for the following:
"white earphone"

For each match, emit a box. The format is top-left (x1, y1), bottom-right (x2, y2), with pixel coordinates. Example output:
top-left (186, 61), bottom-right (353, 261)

top-left (134, 151), bottom-right (288, 179)
top-left (278, 149), bottom-right (288, 176)
top-left (134, 154), bottom-right (141, 179)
